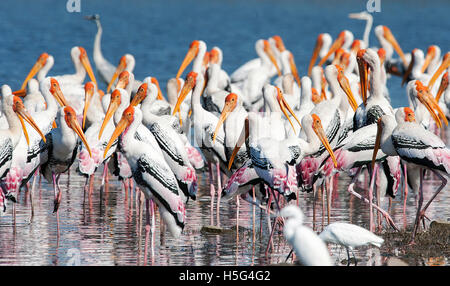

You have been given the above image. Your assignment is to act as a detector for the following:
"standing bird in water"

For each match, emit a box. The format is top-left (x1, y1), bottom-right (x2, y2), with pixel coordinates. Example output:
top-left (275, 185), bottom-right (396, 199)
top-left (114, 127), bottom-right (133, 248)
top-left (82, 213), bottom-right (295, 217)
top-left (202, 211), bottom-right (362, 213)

top-left (319, 222), bottom-right (384, 266)
top-left (373, 106), bottom-right (449, 242)
top-left (38, 79), bottom-right (92, 217)
top-left (280, 205), bottom-right (333, 266)
top-left (0, 85), bottom-right (46, 212)
top-left (103, 106), bottom-right (186, 238)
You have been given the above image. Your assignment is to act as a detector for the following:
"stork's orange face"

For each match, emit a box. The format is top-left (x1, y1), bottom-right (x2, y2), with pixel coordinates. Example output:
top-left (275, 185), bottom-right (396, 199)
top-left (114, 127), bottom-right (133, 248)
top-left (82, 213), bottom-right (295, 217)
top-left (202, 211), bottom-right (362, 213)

top-left (318, 31), bottom-right (346, 67)
top-left (209, 49), bottom-right (220, 64)
top-left (212, 93), bottom-right (238, 142)
top-left (13, 96), bottom-right (46, 146)
top-left (176, 40), bottom-right (200, 79)
top-left (106, 56), bottom-right (128, 93)
top-left (415, 80), bottom-right (447, 128)
top-left (272, 35), bottom-right (286, 52)
top-left (103, 106), bottom-right (135, 159)
top-left (275, 86), bottom-right (302, 133)
top-left (82, 82), bottom-right (95, 129)
top-left (421, 46), bottom-right (437, 73)
top-left (130, 83), bottom-right (148, 107)
top-left (116, 71), bottom-right (130, 89)
top-left (311, 87), bottom-right (321, 104)
top-left (403, 107), bottom-right (416, 122)
top-left (382, 26), bottom-right (407, 67)
top-left (350, 40), bottom-right (361, 54)
top-left (263, 40), bottom-right (281, 76)
top-left (377, 48), bottom-right (386, 65)
top-left (172, 72), bottom-right (197, 116)
top-left (98, 89), bottom-right (122, 140)
top-left (49, 78), bottom-right (69, 107)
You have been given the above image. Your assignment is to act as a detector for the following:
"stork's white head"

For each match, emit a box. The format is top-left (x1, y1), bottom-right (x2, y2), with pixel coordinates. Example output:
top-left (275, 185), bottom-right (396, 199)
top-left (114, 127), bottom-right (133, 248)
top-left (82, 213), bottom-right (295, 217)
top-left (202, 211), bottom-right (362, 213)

top-left (280, 205), bottom-right (305, 224)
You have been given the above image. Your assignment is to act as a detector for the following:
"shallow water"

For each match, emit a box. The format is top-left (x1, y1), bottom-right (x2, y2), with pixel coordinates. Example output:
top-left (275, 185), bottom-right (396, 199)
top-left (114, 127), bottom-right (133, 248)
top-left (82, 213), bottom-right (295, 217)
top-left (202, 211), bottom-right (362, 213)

top-left (0, 151), bottom-right (448, 266)
top-left (0, 0), bottom-right (449, 266)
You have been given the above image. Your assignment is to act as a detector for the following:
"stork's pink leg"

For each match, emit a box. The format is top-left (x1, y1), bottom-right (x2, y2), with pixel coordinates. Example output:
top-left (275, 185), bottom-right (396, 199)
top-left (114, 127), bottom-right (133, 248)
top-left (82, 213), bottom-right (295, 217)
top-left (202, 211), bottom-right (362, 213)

top-left (236, 195), bottom-right (240, 243)
top-left (403, 163), bottom-right (408, 214)
top-left (327, 176), bottom-right (333, 225)
top-left (143, 198), bottom-right (150, 266)
top-left (29, 168), bottom-right (39, 222)
top-left (52, 172), bottom-right (59, 213)
top-left (411, 169), bottom-right (424, 243)
top-left (252, 187), bottom-right (256, 244)
top-left (312, 184), bottom-right (317, 231)
top-left (347, 167), bottom-right (399, 231)
top-left (216, 162), bottom-right (222, 227)
top-left (368, 164), bottom-right (380, 232)
top-left (88, 174), bottom-right (95, 195)
top-left (208, 162), bottom-right (215, 225)
top-left (412, 169), bottom-right (446, 243)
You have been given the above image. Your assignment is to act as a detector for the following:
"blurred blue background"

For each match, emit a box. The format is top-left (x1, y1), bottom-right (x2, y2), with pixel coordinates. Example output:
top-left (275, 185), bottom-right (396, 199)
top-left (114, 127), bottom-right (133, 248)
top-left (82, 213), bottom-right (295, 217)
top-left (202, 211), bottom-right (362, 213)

top-left (0, 0), bottom-right (448, 107)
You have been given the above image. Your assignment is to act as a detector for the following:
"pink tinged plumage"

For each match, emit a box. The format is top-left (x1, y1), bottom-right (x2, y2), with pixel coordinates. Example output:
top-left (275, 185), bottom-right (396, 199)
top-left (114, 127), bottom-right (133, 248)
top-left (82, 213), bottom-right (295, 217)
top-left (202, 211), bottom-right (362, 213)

top-left (176, 196), bottom-right (187, 223)
top-left (0, 190), bottom-right (5, 215)
top-left (223, 163), bottom-right (258, 198)
top-left (297, 156), bottom-right (321, 190)
top-left (387, 156), bottom-right (402, 196)
top-left (117, 152), bottom-right (132, 178)
top-left (78, 148), bottom-right (101, 175)
top-left (270, 166), bottom-right (297, 194)
top-left (4, 166), bottom-right (23, 196)
top-left (185, 145), bottom-right (204, 170)
top-left (429, 148), bottom-right (450, 174)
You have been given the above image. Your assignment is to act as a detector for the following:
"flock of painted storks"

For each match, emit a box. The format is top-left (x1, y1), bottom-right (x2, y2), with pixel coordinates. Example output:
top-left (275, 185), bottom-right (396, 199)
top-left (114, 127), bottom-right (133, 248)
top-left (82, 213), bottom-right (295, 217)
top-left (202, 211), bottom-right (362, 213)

top-left (0, 13), bottom-right (448, 265)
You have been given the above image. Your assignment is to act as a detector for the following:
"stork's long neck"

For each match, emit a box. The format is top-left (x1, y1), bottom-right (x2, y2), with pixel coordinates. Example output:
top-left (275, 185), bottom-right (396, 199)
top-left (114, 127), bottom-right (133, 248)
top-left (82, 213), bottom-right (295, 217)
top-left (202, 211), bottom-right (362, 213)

top-left (37, 57), bottom-right (54, 83)
top-left (87, 91), bottom-right (105, 124)
top-left (58, 111), bottom-right (78, 152)
top-left (280, 52), bottom-right (292, 75)
top-left (412, 54), bottom-right (425, 80)
top-left (298, 121), bottom-right (320, 156)
top-left (256, 43), bottom-right (271, 70)
top-left (40, 82), bottom-right (59, 132)
top-left (72, 53), bottom-right (86, 82)
top-left (93, 19), bottom-right (104, 67)
top-left (298, 78), bottom-right (314, 114)
top-left (3, 96), bottom-right (22, 147)
top-left (141, 84), bottom-right (160, 125)
top-left (328, 76), bottom-right (348, 115)
top-left (380, 116), bottom-right (397, 156)
top-left (206, 64), bottom-right (220, 94)
top-left (114, 92), bottom-right (130, 125)
top-left (121, 109), bottom-right (142, 153)
top-left (191, 76), bottom-right (205, 118)
top-left (368, 58), bottom-right (384, 101)
top-left (362, 16), bottom-right (373, 47)
top-left (192, 42), bottom-right (206, 74)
